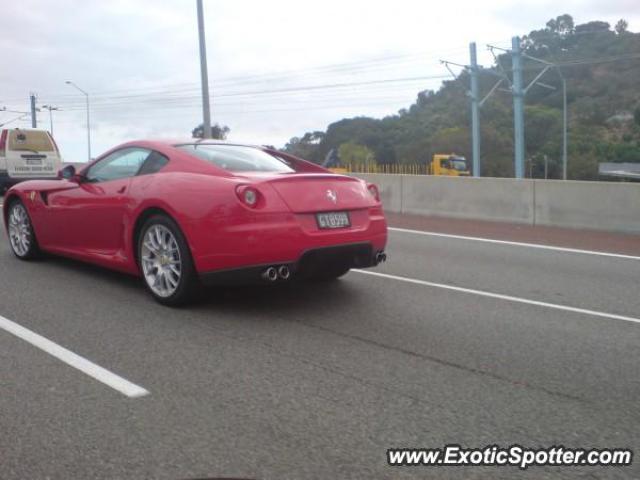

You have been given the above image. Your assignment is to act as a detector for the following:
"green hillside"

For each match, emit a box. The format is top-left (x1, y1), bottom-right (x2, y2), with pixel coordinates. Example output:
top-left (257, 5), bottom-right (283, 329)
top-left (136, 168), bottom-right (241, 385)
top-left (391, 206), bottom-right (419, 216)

top-left (283, 15), bottom-right (640, 180)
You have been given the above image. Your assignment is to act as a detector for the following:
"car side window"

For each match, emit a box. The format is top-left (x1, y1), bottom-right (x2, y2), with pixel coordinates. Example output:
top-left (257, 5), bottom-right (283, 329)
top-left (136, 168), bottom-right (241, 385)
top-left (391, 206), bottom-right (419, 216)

top-left (85, 148), bottom-right (151, 183)
top-left (137, 151), bottom-right (169, 176)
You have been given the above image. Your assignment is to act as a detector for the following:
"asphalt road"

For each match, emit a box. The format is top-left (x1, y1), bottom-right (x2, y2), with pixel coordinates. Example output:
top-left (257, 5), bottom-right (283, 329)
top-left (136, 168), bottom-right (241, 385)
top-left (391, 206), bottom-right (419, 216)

top-left (1, 213), bottom-right (639, 479)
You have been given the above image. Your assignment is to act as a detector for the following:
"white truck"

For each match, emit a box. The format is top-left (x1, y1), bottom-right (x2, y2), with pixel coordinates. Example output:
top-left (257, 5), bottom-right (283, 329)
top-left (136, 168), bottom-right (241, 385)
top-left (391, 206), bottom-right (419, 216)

top-left (0, 128), bottom-right (63, 193)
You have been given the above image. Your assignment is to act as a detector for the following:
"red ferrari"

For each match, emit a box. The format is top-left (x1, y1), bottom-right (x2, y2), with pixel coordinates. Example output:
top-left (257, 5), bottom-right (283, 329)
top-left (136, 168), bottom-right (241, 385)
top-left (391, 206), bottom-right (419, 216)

top-left (3, 140), bottom-right (387, 305)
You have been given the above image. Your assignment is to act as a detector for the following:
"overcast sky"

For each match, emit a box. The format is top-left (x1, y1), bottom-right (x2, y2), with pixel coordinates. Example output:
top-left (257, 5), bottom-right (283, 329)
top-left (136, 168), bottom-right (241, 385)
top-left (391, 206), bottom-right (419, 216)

top-left (0, 0), bottom-right (637, 163)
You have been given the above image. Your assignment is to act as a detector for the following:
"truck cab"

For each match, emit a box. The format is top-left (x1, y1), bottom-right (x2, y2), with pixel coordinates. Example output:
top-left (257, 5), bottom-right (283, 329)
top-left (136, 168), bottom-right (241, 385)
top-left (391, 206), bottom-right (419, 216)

top-left (429, 154), bottom-right (470, 176)
top-left (0, 128), bottom-right (62, 192)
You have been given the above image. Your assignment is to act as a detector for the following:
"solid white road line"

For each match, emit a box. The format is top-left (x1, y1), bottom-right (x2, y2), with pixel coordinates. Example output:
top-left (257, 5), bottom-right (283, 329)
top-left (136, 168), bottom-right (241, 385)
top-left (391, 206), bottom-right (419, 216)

top-left (389, 227), bottom-right (640, 261)
top-left (353, 270), bottom-right (640, 326)
top-left (0, 315), bottom-right (149, 398)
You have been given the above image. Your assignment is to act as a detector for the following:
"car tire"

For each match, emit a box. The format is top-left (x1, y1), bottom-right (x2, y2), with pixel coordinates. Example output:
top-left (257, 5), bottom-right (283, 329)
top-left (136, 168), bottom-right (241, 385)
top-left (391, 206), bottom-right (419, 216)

top-left (138, 214), bottom-right (199, 306)
top-left (7, 199), bottom-right (40, 260)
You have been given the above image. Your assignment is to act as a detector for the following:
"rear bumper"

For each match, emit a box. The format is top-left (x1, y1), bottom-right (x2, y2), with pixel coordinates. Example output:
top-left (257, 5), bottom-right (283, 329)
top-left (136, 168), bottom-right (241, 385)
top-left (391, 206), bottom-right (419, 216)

top-left (188, 206), bottom-right (388, 274)
top-left (200, 242), bottom-right (386, 286)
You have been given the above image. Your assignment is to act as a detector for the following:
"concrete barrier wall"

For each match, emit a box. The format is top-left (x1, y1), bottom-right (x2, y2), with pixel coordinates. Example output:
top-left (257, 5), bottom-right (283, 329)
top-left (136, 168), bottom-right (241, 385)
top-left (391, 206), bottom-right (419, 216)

top-left (534, 180), bottom-right (640, 233)
top-left (401, 175), bottom-right (534, 224)
top-left (352, 173), bottom-right (640, 234)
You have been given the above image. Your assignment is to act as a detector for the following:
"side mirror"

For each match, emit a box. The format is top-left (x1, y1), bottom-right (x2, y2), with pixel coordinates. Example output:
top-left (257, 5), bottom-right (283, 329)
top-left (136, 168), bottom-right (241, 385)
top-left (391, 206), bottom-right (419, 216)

top-left (58, 164), bottom-right (77, 181)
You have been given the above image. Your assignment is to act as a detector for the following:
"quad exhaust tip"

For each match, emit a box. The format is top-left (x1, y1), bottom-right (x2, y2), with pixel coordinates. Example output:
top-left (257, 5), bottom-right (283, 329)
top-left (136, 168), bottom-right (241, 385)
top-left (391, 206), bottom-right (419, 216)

top-left (262, 267), bottom-right (278, 282)
top-left (376, 252), bottom-right (387, 264)
top-left (278, 265), bottom-right (290, 280)
top-left (262, 265), bottom-right (291, 282)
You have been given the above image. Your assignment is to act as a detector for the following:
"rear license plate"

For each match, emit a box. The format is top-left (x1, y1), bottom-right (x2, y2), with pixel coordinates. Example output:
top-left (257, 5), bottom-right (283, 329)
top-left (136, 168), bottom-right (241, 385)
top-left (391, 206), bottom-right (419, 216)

top-left (25, 159), bottom-right (43, 165)
top-left (316, 211), bottom-right (350, 229)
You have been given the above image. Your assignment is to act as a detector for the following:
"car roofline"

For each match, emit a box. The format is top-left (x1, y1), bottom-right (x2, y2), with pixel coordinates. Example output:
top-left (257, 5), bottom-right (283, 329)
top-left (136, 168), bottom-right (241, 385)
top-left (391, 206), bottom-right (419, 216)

top-left (173, 140), bottom-right (267, 149)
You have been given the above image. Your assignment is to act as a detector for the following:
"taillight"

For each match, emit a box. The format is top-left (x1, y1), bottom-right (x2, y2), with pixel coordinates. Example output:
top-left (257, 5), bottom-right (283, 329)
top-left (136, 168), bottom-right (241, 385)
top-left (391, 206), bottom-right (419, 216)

top-left (0, 130), bottom-right (7, 155)
top-left (367, 183), bottom-right (380, 202)
top-left (236, 185), bottom-right (261, 208)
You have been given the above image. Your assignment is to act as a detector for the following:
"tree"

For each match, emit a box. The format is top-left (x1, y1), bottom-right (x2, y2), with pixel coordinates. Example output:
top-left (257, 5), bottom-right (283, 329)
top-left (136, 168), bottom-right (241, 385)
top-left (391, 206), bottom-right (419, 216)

top-left (615, 19), bottom-right (628, 35)
top-left (283, 131), bottom-right (325, 161)
top-left (546, 14), bottom-right (574, 36)
top-left (575, 21), bottom-right (610, 35)
top-left (337, 142), bottom-right (376, 167)
top-left (192, 123), bottom-right (230, 140)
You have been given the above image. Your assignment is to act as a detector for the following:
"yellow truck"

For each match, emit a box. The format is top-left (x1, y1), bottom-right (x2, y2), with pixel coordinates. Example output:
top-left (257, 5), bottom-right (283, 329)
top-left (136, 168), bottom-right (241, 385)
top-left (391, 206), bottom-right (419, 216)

top-left (428, 154), bottom-right (470, 176)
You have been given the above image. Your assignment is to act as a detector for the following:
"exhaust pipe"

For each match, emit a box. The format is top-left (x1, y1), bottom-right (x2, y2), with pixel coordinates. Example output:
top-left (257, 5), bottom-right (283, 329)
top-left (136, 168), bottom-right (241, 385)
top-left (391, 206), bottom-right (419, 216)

top-left (262, 267), bottom-right (278, 282)
top-left (375, 252), bottom-right (387, 264)
top-left (277, 265), bottom-right (291, 280)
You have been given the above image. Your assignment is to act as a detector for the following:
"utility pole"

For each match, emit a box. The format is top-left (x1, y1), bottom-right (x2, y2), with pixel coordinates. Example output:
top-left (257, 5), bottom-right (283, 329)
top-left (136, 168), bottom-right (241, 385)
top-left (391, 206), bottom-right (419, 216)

top-left (469, 42), bottom-right (481, 177)
top-left (511, 37), bottom-right (525, 179)
top-left (561, 74), bottom-right (567, 180)
top-left (42, 105), bottom-right (59, 136)
top-left (489, 41), bottom-right (569, 180)
top-left (30, 93), bottom-right (37, 128)
top-left (196, 0), bottom-right (212, 139)
top-left (441, 45), bottom-right (505, 178)
top-left (65, 81), bottom-right (91, 161)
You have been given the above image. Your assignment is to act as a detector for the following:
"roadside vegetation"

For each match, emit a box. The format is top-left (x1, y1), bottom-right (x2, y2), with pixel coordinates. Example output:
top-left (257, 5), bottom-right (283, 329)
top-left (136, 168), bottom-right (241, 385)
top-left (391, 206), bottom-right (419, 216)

top-left (283, 15), bottom-right (640, 180)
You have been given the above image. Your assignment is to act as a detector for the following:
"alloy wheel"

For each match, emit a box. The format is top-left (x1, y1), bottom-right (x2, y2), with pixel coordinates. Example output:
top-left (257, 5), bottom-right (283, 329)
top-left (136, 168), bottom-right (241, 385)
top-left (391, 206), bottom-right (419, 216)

top-left (8, 203), bottom-right (32, 257)
top-left (140, 224), bottom-right (183, 298)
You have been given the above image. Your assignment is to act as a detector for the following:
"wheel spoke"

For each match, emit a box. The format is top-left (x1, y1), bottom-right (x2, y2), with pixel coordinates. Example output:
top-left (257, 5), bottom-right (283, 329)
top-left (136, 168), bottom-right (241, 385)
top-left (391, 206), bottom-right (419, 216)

top-left (154, 228), bottom-right (163, 249)
top-left (165, 272), bottom-right (178, 289)
top-left (143, 241), bottom-right (159, 255)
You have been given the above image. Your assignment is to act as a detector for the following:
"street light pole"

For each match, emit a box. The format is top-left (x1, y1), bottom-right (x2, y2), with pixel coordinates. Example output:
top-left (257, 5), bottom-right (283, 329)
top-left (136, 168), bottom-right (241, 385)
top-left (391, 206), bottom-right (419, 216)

top-left (511, 37), bottom-right (526, 179)
top-left (196, 0), bottom-right (212, 139)
top-left (560, 74), bottom-right (567, 180)
top-left (42, 105), bottom-right (59, 136)
top-left (469, 42), bottom-right (481, 177)
top-left (65, 81), bottom-right (91, 161)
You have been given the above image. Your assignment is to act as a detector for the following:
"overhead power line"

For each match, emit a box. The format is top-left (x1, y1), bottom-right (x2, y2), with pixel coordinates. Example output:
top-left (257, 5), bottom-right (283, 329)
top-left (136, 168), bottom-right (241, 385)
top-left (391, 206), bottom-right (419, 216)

top-left (0, 46), bottom-right (470, 104)
top-left (43, 75), bottom-right (449, 112)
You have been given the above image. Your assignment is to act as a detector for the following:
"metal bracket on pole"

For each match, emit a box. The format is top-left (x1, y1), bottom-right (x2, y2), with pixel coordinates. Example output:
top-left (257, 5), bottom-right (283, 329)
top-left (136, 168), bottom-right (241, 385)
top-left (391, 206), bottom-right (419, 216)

top-left (535, 82), bottom-right (556, 91)
top-left (487, 45), bottom-right (513, 87)
top-left (440, 60), bottom-right (466, 80)
top-left (479, 78), bottom-right (504, 107)
top-left (524, 65), bottom-right (551, 94)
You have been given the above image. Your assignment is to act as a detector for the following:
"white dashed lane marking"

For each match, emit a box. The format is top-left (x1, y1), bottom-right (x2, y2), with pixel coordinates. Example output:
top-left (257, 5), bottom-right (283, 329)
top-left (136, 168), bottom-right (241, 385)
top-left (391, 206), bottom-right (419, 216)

top-left (0, 314), bottom-right (149, 398)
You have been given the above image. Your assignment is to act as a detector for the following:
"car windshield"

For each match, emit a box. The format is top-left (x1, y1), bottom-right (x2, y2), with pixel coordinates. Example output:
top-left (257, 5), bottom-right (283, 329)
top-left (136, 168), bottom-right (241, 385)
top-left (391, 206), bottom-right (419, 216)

top-left (179, 144), bottom-right (294, 173)
top-left (450, 158), bottom-right (468, 171)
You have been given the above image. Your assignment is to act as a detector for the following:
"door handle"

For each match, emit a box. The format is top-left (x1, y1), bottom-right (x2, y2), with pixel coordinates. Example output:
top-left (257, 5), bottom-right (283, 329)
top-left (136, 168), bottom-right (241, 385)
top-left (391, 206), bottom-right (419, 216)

top-left (117, 186), bottom-right (126, 194)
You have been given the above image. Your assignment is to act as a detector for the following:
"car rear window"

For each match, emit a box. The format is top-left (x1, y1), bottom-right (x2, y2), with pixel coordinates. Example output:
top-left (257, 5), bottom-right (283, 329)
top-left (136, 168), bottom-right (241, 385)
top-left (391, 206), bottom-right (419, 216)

top-left (178, 144), bottom-right (294, 173)
top-left (8, 130), bottom-right (56, 152)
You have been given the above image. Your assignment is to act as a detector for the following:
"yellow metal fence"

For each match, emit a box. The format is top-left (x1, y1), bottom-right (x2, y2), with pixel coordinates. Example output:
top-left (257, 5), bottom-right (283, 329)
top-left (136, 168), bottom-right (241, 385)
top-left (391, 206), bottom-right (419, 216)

top-left (336, 163), bottom-right (429, 175)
